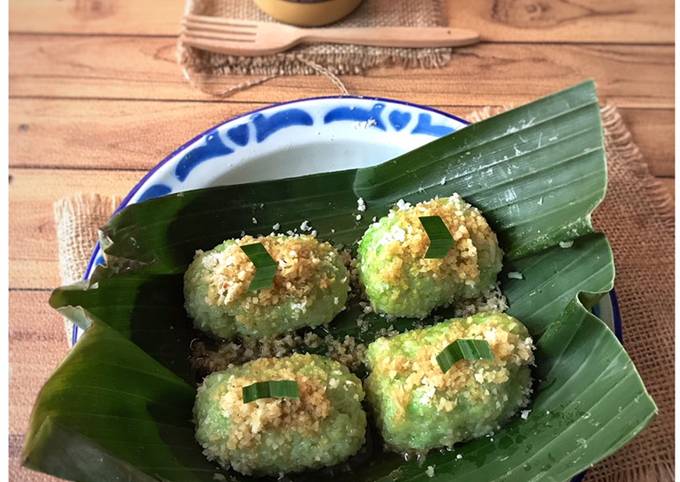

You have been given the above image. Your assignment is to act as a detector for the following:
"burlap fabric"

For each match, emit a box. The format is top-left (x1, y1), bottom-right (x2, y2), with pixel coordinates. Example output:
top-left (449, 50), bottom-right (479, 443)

top-left (178, 0), bottom-right (452, 95)
top-left (52, 106), bottom-right (673, 481)
top-left (53, 194), bottom-right (121, 343)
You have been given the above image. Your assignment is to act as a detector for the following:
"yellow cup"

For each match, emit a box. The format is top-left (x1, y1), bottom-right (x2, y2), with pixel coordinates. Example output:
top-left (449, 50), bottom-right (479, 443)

top-left (253, 0), bottom-right (363, 27)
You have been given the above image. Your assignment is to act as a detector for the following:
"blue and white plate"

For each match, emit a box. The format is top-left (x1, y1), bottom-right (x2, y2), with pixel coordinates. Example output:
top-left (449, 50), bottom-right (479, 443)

top-left (77, 96), bottom-right (622, 348)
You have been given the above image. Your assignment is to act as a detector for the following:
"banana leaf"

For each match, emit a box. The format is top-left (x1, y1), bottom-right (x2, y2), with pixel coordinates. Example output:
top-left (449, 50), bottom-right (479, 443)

top-left (24, 81), bottom-right (656, 482)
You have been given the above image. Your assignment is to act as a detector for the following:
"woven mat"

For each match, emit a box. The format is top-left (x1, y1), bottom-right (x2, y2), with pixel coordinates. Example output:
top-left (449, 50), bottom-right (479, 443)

top-left (51, 106), bottom-right (673, 481)
top-left (178, 0), bottom-right (452, 95)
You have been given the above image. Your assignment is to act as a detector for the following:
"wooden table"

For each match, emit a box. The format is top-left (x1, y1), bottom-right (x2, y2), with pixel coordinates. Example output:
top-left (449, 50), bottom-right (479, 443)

top-left (8, 1), bottom-right (674, 480)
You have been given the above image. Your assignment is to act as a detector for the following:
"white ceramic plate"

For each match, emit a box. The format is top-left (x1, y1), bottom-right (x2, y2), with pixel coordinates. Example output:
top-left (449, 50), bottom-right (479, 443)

top-left (76, 96), bottom-right (622, 349)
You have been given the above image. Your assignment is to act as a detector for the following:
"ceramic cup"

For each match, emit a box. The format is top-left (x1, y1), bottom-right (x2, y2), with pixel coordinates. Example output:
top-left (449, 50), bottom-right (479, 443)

top-left (253, 0), bottom-right (364, 27)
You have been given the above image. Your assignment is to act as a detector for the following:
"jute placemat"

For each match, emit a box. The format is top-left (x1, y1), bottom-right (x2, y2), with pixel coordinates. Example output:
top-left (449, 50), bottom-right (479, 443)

top-left (51, 106), bottom-right (673, 481)
top-left (178, 0), bottom-right (452, 96)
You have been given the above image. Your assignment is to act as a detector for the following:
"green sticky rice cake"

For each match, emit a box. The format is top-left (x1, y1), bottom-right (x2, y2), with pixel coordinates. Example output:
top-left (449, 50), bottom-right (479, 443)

top-left (194, 354), bottom-right (367, 476)
top-left (184, 234), bottom-right (350, 339)
top-left (357, 195), bottom-right (503, 318)
top-left (364, 312), bottom-right (534, 452)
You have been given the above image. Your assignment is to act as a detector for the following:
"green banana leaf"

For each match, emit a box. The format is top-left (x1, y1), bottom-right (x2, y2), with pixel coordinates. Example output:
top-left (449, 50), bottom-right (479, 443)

top-left (24, 81), bottom-right (656, 482)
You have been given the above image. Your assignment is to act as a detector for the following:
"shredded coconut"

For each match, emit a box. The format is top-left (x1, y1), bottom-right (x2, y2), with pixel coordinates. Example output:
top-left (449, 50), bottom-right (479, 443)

top-left (197, 234), bottom-right (340, 315)
top-left (396, 199), bottom-right (411, 210)
top-left (214, 357), bottom-right (335, 455)
top-left (366, 313), bottom-right (534, 423)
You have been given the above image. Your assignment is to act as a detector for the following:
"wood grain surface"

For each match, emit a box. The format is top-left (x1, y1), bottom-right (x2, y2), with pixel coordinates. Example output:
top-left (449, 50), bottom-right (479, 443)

top-left (9, 37), bottom-right (674, 106)
top-left (8, 0), bottom-right (675, 480)
top-left (10, 0), bottom-right (674, 42)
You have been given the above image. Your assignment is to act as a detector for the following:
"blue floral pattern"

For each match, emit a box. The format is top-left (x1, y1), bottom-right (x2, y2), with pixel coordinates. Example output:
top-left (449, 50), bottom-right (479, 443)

top-left (227, 124), bottom-right (249, 146)
top-left (175, 131), bottom-right (233, 182)
top-left (137, 183), bottom-right (172, 202)
top-left (412, 113), bottom-right (456, 137)
top-left (324, 103), bottom-right (387, 130)
top-left (388, 110), bottom-right (412, 131)
top-left (252, 109), bottom-right (314, 143)
top-left (156, 102), bottom-right (465, 190)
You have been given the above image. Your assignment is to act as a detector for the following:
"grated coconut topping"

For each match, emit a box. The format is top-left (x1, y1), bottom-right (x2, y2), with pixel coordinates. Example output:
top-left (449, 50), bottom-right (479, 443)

top-left (200, 234), bottom-right (337, 321)
top-left (368, 315), bottom-right (534, 421)
top-left (215, 359), bottom-right (332, 451)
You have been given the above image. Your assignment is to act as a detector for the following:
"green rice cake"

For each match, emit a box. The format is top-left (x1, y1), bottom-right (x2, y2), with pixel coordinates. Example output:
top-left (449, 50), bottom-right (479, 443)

top-left (184, 234), bottom-right (350, 338)
top-left (357, 195), bottom-right (503, 318)
top-left (365, 312), bottom-right (534, 452)
top-left (194, 354), bottom-right (367, 475)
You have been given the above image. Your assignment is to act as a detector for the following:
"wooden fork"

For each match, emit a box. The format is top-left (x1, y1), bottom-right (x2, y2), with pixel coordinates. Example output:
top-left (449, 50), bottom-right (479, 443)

top-left (180, 14), bottom-right (480, 56)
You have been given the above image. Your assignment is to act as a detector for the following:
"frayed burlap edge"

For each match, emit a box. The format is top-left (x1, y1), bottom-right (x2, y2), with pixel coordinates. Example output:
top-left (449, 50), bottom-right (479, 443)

top-left (177, 43), bottom-right (454, 76)
top-left (599, 105), bottom-right (674, 228)
top-left (585, 106), bottom-right (674, 482)
top-left (52, 106), bottom-right (673, 481)
top-left (177, 46), bottom-right (452, 97)
top-left (54, 193), bottom-right (121, 345)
